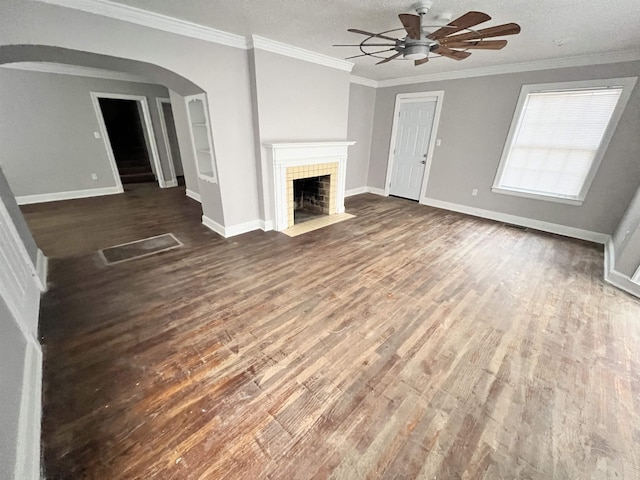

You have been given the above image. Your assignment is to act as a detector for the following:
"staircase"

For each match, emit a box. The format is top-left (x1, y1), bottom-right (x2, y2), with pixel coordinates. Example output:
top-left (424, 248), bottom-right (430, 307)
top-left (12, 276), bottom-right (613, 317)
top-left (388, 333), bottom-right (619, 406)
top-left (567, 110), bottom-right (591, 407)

top-left (116, 156), bottom-right (156, 184)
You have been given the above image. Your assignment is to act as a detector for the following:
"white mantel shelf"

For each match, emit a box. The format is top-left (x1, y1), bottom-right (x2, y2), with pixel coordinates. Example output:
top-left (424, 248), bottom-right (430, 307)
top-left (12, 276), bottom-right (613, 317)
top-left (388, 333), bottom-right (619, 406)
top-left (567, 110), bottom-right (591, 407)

top-left (265, 141), bottom-right (356, 231)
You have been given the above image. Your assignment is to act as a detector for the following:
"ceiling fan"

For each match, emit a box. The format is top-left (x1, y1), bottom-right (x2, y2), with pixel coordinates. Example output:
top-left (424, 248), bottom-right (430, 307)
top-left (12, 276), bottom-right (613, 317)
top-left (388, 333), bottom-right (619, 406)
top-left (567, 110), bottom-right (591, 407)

top-left (335, 1), bottom-right (521, 65)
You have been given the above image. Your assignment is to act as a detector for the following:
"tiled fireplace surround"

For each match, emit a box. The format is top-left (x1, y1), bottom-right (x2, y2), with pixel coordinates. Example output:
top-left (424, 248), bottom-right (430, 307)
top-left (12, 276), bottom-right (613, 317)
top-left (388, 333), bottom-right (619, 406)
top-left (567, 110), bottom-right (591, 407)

top-left (265, 142), bottom-right (355, 231)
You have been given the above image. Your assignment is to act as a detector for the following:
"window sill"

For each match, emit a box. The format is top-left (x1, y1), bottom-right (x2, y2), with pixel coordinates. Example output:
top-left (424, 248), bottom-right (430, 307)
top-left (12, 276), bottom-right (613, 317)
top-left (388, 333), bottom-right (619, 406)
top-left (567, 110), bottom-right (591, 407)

top-left (491, 186), bottom-right (584, 206)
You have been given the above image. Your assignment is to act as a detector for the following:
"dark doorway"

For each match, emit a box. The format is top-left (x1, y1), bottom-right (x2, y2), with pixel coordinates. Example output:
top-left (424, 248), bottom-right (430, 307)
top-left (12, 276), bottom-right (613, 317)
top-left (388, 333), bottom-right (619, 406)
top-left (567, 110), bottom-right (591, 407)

top-left (98, 98), bottom-right (156, 184)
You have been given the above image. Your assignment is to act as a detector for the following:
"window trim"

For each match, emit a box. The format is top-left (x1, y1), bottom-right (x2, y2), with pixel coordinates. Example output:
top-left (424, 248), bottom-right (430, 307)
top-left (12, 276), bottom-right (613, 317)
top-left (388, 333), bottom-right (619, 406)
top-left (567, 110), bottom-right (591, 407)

top-left (492, 77), bottom-right (637, 205)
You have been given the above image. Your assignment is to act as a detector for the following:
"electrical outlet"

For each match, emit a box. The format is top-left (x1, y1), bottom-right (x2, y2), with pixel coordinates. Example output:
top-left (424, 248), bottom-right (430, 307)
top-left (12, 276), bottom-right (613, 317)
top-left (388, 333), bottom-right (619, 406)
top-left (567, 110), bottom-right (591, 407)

top-left (436, 139), bottom-right (442, 147)
top-left (472, 188), bottom-right (478, 196)
top-left (91, 173), bottom-right (98, 180)
top-left (94, 131), bottom-right (101, 139)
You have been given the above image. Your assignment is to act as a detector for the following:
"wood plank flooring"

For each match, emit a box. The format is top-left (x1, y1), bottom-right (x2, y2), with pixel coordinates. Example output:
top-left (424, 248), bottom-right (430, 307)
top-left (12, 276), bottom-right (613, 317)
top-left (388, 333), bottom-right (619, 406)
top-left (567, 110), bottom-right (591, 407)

top-left (23, 184), bottom-right (640, 479)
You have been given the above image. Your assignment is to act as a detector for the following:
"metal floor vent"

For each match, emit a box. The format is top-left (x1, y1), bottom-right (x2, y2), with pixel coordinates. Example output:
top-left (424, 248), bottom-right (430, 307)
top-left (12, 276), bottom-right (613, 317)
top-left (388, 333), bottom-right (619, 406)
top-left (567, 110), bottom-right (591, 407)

top-left (99, 233), bottom-right (182, 265)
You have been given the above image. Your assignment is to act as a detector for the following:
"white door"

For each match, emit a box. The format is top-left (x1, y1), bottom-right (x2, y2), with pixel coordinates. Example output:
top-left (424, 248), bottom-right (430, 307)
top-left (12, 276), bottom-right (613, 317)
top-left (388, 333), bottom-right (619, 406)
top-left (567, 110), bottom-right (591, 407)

top-left (389, 99), bottom-right (437, 200)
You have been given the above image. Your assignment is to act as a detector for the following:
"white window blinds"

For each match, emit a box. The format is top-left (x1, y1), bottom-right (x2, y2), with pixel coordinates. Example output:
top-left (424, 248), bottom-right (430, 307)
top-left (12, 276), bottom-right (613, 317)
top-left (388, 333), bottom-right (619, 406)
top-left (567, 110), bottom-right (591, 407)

top-left (496, 87), bottom-right (623, 199)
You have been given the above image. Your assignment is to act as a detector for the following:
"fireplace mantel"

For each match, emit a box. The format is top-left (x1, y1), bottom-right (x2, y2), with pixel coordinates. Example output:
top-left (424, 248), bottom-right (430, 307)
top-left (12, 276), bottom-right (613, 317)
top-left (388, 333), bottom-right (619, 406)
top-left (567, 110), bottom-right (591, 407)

top-left (265, 142), bottom-right (355, 231)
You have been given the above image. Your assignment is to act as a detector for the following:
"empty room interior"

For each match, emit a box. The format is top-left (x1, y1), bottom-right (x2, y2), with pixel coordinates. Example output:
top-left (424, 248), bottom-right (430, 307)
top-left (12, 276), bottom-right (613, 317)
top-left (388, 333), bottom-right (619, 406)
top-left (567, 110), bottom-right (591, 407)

top-left (2, 0), bottom-right (640, 478)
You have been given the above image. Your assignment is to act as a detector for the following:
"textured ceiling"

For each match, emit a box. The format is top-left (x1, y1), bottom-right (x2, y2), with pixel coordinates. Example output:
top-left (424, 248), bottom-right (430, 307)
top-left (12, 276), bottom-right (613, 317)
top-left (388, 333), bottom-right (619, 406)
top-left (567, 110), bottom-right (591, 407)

top-left (111, 0), bottom-right (640, 80)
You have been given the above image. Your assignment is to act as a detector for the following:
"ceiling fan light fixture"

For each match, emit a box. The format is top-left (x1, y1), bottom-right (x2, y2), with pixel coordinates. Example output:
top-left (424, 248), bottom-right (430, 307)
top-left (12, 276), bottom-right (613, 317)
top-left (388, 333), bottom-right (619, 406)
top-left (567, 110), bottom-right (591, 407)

top-left (403, 44), bottom-right (428, 60)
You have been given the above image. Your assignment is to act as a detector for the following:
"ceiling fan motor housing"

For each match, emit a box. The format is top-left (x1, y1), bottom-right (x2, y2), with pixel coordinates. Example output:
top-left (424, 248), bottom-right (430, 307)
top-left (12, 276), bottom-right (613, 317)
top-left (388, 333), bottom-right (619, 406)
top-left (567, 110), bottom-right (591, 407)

top-left (403, 43), bottom-right (429, 60)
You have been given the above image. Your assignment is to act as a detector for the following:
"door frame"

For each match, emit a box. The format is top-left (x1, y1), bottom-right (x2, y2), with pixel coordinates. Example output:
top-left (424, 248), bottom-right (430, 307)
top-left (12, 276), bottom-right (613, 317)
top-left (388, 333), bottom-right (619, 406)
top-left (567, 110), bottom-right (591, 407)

top-left (90, 92), bottom-right (167, 188)
top-left (156, 97), bottom-right (178, 187)
top-left (384, 91), bottom-right (445, 200)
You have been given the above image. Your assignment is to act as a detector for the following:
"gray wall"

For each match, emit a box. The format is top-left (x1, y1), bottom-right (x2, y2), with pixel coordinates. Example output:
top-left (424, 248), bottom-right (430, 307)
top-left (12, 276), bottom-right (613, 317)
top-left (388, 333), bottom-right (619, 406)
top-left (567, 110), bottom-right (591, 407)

top-left (347, 83), bottom-right (376, 191)
top-left (0, 67), bottom-right (171, 198)
top-left (251, 49), bottom-right (351, 222)
top-left (369, 61), bottom-right (640, 235)
top-left (0, 296), bottom-right (27, 480)
top-left (0, 0), bottom-right (259, 228)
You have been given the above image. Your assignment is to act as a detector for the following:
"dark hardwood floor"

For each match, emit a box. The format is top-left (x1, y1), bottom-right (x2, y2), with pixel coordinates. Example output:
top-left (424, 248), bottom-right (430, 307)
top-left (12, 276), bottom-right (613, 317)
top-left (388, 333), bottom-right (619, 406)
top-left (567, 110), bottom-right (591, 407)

top-left (22, 184), bottom-right (640, 479)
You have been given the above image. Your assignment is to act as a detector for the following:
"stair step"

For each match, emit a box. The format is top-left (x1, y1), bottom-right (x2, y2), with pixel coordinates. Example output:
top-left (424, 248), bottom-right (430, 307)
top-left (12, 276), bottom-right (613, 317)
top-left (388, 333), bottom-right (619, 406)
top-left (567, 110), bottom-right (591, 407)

top-left (121, 173), bottom-right (156, 184)
top-left (119, 166), bottom-right (152, 175)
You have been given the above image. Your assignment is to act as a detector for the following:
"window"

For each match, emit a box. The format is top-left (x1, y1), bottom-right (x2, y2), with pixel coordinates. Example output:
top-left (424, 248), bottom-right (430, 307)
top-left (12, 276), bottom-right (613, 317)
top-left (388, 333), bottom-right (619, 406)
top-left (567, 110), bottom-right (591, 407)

top-left (493, 78), bottom-right (636, 205)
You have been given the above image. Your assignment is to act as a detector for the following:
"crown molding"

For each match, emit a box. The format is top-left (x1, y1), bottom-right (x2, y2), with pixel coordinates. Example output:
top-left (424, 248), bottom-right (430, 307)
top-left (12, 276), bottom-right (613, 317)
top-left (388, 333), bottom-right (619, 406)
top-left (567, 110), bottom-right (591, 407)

top-left (250, 36), bottom-right (354, 72)
top-left (1, 61), bottom-right (150, 83)
top-left (350, 75), bottom-right (378, 88)
top-left (36, 0), bottom-right (249, 49)
top-left (375, 49), bottom-right (640, 88)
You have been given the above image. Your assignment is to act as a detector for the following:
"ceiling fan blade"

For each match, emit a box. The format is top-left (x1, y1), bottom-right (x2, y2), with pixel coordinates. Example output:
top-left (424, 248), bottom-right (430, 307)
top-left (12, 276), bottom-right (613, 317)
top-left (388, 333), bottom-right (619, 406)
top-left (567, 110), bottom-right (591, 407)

top-left (414, 57), bottom-right (429, 66)
top-left (427, 11), bottom-right (491, 40)
top-left (440, 39), bottom-right (508, 50)
top-left (345, 48), bottom-right (396, 60)
top-left (439, 23), bottom-right (521, 43)
top-left (348, 28), bottom-right (398, 42)
top-left (376, 52), bottom-right (403, 65)
top-left (433, 46), bottom-right (471, 60)
top-left (398, 13), bottom-right (421, 40)
top-left (333, 43), bottom-right (397, 47)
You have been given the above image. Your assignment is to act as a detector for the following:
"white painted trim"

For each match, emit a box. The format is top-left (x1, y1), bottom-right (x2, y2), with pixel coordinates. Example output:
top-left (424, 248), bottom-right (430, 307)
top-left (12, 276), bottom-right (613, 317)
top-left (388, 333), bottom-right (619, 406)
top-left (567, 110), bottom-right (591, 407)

top-left (604, 239), bottom-right (640, 298)
top-left (251, 36), bottom-right (353, 72)
top-left (16, 186), bottom-right (122, 205)
top-left (201, 215), bottom-right (226, 237)
top-left (92, 91), bottom-right (167, 188)
top-left (156, 97), bottom-right (178, 187)
top-left (225, 220), bottom-right (265, 238)
top-left (492, 77), bottom-right (638, 205)
top-left (185, 93), bottom-right (218, 184)
top-left (260, 220), bottom-right (274, 232)
top-left (185, 189), bottom-right (201, 203)
top-left (14, 336), bottom-right (43, 480)
top-left (0, 200), bottom-right (42, 329)
top-left (420, 196), bottom-right (610, 244)
top-left (264, 142), bottom-right (355, 231)
top-left (367, 187), bottom-right (387, 196)
top-left (350, 76), bottom-right (378, 88)
top-left (36, 249), bottom-right (48, 292)
top-left (202, 215), bottom-right (273, 237)
top-left (89, 93), bottom-right (125, 192)
top-left (1, 61), bottom-right (150, 83)
top-left (384, 91), bottom-right (444, 199)
top-left (345, 186), bottom-right (368, 197)
top-left (376, 49), bottom-right (640, 88)
top-left (632, 265), bottom-right (640, 284)
top-left (37, 0), bottom-right (248, 49)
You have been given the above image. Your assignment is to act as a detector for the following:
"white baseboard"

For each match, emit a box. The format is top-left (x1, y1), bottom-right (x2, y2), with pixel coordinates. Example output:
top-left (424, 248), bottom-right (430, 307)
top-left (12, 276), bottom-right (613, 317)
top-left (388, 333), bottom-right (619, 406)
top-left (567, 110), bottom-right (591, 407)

top-left (202, 216), bottom-right (273, 238)
top-left (15, 336), bottom-right (43, 480)
top-left (16, 186), bottom-right (122, 205)
top-left (420, 196), bottom-right (610, 245)
top-left (604, 239), bottom-right (640, 298)
top-left (367, 187), bottom-right (387, 196)
top-left (259, 220), bottom-right (274, 232)
top-left (35, 249), bottom-right (48, 292)
top-left (345, 186), bottom-right (367, 197)
top-left (186, 189), bottom-right (201, 203)
top-left (201, 215), bottom-right (225, 237)
top-left (164, 179), bottom-right (178, 188)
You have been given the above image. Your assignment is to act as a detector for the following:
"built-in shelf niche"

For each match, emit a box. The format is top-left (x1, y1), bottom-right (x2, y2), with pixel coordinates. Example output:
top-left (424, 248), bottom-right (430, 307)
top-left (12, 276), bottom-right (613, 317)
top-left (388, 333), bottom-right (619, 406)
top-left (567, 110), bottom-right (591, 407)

top-left (185, 94), bottom-right (217, 183)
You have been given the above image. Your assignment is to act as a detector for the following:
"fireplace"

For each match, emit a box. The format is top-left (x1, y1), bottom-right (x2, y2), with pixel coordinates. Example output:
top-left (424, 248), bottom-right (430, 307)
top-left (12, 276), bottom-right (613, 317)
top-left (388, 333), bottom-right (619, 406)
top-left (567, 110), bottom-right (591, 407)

top-left (294, 174), bottom-right (331, 223)
top-left (265, 142), bottom-right (355, 231)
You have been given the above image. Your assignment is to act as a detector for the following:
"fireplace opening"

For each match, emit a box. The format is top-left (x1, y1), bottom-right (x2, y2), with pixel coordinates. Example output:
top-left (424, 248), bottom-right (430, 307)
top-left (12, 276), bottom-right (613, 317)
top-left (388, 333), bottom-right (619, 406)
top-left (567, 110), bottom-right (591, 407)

top-left (293, 175), bottom-right (330, 224)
